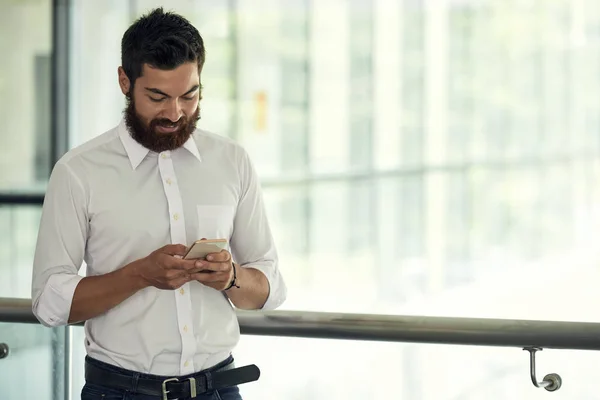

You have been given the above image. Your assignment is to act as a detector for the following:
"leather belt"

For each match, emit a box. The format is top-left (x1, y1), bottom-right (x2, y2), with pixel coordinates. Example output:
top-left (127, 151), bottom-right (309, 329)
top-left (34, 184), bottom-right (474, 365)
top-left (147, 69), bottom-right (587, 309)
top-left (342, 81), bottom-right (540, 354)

top-left (85, 359), bottom-right (260, 399)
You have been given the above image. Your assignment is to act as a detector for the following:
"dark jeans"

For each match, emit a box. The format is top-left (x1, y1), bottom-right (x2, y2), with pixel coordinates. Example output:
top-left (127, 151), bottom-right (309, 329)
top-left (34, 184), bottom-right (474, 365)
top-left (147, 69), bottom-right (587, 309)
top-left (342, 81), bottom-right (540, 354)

top-left (81, 356), bottom-right (243, 400)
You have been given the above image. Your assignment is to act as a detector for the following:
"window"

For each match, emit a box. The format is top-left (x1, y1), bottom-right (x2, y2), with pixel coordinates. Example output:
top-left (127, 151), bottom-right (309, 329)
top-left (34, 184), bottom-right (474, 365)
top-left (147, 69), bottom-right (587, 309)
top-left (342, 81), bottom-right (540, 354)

top-left (0, 0), bottom-right (52, 192)
top-left (67, 0), bottom-right (600, 398)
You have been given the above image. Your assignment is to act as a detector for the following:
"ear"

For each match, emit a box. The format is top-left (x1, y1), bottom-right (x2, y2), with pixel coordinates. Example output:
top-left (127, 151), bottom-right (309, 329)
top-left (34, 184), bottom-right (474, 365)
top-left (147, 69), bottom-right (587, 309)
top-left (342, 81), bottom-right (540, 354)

top-left (117, 67), bottom-right (131, 96)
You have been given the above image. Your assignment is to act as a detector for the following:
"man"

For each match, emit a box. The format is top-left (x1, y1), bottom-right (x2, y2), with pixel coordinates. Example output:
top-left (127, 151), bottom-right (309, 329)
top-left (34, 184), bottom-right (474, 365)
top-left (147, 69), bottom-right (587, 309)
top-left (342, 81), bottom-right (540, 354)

top-left (31, 8), bottom-right (286, 400)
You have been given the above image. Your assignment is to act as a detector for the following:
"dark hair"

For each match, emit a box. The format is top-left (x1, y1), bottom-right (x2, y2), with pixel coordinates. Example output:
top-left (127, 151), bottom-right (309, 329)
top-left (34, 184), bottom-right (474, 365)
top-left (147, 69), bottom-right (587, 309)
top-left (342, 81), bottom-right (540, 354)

top-left (121, 7), bottom-right (205, 87)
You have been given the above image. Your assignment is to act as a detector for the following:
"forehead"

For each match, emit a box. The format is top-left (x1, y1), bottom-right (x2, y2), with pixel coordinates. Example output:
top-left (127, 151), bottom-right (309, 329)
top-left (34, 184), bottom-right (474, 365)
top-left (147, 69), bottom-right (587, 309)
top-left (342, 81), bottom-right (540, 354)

top-left (137, 62), bottom-right (200, 91)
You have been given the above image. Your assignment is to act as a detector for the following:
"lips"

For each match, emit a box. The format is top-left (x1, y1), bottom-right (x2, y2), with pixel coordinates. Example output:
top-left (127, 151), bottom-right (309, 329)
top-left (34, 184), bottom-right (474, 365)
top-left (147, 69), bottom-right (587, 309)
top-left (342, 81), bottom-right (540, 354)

top-left (156, 122), bottom-right (180, 133)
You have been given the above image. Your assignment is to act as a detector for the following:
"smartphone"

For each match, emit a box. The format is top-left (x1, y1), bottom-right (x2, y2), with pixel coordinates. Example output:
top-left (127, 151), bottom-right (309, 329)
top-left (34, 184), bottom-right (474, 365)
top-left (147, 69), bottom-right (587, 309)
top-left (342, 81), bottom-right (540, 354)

top-left (183, 238), bottom-right (228, 260)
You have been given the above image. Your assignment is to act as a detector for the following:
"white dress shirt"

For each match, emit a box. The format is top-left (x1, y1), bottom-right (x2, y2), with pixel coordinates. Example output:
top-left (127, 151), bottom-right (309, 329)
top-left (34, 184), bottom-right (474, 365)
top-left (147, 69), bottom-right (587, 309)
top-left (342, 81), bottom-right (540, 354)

top-left (31, 120), bottom-right (286, 376)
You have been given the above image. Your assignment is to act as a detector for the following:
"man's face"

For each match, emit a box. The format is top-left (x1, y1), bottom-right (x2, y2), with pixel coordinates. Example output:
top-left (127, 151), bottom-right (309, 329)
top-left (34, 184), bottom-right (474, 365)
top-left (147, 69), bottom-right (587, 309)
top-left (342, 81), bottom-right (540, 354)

top-left (118, 62), bottom-right (201, 152)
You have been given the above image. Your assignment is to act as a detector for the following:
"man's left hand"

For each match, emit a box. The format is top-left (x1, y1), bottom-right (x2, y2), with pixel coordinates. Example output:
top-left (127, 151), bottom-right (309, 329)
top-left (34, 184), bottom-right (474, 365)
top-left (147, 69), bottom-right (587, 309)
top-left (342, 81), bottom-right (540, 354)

top-left (190, 250), bottom-right (234, 291)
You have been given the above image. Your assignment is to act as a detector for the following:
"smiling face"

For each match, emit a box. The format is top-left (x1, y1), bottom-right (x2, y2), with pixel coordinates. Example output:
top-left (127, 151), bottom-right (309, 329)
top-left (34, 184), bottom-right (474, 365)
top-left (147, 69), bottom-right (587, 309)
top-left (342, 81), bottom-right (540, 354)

top-left (118, 62), bottom-right (202, 152)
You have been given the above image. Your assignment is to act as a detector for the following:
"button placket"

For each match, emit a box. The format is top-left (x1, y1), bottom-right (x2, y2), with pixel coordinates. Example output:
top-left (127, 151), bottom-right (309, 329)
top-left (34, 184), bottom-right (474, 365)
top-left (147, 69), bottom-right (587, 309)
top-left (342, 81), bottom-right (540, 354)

top-left (157, 153), bottom-right (197, 375)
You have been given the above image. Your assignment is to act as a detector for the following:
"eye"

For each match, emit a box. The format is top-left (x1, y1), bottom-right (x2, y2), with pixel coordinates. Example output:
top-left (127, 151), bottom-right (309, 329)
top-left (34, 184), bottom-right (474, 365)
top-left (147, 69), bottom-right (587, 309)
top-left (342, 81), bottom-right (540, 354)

top-left (149, 97), bottom-right (165, 103)
top-left (182, 95), bottom-right (196, 101)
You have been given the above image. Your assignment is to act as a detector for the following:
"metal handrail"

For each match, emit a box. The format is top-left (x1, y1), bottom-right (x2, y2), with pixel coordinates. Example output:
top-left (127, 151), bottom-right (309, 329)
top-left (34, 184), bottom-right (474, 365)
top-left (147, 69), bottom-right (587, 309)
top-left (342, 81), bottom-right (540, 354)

top-left (3, 297), bottom-right (600, 349)
top-left (2, 297), bottom-right (597, 391)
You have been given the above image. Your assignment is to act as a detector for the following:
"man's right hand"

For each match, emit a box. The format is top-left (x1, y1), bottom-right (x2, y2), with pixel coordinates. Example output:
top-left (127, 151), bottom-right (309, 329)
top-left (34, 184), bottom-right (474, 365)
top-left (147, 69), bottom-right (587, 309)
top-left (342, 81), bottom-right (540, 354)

top-left (68, 244), bottom-right (197, 324)
top-left (134, 244), bottom-right (197, 290)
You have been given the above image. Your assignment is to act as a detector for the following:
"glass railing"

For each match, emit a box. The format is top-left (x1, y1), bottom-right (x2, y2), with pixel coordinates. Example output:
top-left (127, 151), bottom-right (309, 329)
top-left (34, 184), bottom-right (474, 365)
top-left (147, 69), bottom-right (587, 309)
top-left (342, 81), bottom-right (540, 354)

top-left (3, 298), bottom-right (600, 399)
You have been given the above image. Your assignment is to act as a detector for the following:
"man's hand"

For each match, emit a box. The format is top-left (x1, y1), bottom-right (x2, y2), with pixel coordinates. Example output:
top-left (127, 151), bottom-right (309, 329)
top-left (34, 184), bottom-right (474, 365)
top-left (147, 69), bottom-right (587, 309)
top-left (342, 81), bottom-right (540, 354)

top-left (190, 249), bottom-right (234, 291)
top-left (68, 244), bottom-right (197, 323)
top-left (135, 244), bottom-right (197, 290)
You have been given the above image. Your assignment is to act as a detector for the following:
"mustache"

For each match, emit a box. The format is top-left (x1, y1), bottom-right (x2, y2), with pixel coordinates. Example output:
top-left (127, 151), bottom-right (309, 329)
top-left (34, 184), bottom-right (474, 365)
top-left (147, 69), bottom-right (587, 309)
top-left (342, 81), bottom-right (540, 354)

top-left (153, 118), bottom-right (185, 128)
top-left (151, 107), bottom-right (201, 131)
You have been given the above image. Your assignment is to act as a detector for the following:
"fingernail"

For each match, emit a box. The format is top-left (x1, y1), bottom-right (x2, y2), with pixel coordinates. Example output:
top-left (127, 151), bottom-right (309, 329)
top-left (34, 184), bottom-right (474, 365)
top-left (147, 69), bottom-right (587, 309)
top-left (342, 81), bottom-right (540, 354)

top-left (196, 261), bottom-right (202, 267)
top-left (207, 255), bottom-right (213, 261)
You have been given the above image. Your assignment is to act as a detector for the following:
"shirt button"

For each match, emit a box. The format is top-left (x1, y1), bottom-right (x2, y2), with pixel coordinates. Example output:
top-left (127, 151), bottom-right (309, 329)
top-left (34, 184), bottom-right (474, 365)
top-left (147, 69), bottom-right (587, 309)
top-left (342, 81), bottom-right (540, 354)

top-left (179, 288), bottom-right (185, 295)
top-left (184, 361), bottom-right (190, 367)
top-left (166, 178), bottom-right (172, 185)
top-left (173, 213), bottom-right (179, 221)
top-left (183, 325), bottom-right (188, 333)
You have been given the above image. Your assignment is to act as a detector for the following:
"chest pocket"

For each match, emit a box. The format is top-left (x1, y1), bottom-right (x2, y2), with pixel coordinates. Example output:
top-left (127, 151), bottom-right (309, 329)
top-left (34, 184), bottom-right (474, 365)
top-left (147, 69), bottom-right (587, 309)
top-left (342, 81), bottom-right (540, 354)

top-left (197, 205), bottom-right (236, 241)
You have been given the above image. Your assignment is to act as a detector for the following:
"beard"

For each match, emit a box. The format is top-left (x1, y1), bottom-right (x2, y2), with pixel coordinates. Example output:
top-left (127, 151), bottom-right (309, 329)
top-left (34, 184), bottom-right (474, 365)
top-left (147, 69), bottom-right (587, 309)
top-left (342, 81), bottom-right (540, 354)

top-left (123, 95), bottom-right (200, 153)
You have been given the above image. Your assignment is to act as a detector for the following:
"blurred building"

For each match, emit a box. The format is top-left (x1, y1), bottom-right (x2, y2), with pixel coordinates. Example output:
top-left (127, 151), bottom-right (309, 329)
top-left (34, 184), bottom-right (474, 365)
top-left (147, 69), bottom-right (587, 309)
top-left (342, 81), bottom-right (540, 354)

top-left (2, 0), bottom-right (600, 399)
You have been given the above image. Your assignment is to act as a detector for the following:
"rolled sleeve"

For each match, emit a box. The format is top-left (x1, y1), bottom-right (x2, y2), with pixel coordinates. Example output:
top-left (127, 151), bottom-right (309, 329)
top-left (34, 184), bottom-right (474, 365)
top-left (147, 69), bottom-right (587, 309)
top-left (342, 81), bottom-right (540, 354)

top-left (31, 161), bottom-right (88, 327)
top-left (241, 262), bottom-right (287, 310)
top-left (230, 149), bottom-right (287, 310)
top-left (33, 273), bottom-right (84, 327)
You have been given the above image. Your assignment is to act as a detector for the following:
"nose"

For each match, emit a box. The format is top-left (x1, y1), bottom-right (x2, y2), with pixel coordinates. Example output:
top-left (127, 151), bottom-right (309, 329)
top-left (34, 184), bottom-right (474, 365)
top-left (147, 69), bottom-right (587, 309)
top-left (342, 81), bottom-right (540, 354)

top-left (163, 99), bottom-right (183, 122)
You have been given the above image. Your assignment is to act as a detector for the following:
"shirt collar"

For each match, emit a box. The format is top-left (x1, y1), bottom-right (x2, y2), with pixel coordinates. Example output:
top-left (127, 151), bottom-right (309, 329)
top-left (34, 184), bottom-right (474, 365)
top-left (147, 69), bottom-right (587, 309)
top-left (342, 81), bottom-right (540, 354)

top-left (117, 119), bottom-right (202, 170)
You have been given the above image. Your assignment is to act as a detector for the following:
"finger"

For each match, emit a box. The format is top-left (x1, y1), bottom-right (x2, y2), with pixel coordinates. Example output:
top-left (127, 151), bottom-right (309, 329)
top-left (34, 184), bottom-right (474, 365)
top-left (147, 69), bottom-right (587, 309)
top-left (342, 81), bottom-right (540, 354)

top-left (163, 256), bottom-right (196, 270)
top-left (188, 266), bottom-right (215, 274)
top-left (170, 258), bottom-right (198, 271)
top-left (165, 269), bottom-right (189, 280)
top-left (161, 244), bottom-right (188, 257)
top-left (191, 271), bottom-right (229, 283)
top-left (205, 250), bottom-right (231, 263)
top-left (159, 255), bottom-right (185, 270)
top-left (194, 259), bottom-right (230, 272)
top-left (169, 275), bottom-right (193, 290)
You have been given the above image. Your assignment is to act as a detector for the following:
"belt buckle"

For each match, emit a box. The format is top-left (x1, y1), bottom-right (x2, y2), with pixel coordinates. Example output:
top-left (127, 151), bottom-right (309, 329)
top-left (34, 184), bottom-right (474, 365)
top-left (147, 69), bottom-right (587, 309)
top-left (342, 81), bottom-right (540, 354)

top-left (189, 377), bottom-right (197, 398)
top-left (162, 377), bottom-right (197, 400)
top-left (162, 377), bottom-right (178, 400)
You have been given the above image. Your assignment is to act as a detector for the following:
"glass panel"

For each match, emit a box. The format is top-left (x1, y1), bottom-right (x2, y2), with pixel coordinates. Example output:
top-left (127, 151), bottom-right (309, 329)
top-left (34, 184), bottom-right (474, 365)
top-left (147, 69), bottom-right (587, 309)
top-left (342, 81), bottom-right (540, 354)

top-left (0, 322), bottom-right (65, 400)
top-left (70, 325), bottom-right (600, 399)
top-left (0, 0), bottom-right (52, 192)
top-left (233, 335), bottom-right (600, 399)
top-left (0, 206), bottom-right (43, 298)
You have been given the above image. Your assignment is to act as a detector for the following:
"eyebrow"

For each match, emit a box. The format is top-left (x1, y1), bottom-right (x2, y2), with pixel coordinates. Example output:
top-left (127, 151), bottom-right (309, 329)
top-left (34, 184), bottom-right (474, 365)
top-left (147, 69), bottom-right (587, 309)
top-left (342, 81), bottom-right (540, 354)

top-left (144, 84), bottom-right (201, 98)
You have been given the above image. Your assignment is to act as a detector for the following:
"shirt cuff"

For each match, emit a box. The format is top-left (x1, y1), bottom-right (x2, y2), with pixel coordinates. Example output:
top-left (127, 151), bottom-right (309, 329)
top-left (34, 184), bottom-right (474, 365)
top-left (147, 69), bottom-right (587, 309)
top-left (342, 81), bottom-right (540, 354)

top-left (242, 263), bottom-right (287, 310)
top-left (33, 273), bottom-right (84, 327)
